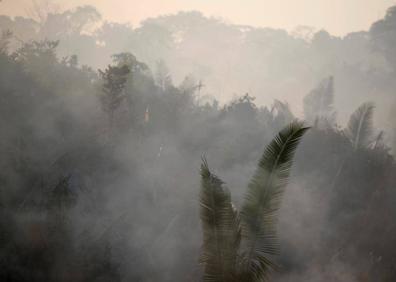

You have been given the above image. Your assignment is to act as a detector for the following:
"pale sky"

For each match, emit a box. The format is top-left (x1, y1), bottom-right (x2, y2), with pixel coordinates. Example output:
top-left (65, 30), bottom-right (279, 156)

top-left (1, 0), bottom-right (395, 35)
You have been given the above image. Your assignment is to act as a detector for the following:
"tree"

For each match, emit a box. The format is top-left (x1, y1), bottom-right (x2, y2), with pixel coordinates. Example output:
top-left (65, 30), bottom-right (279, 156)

top-left (271, 99), bottom-right (294, 130)
top-left (225, 94), bottom-right (258, 123)
top-left (40, 5), bottom-right (101, 37)
top-left (155, 59), bottom-right (172, 91)
top-left (199, 121), bottom-right (309, 282)
top-left (370, 5), bottom-right (396, 71)
top-left (303, 76), bottom-right (335, 127)
top-left (200, 160), bottom-right (241, 282)
top-left (330, 102), bottom-right (376, 190)
top-left (99, 64), bottom-right (130, 130)
top-left (345, 102), bottom-right (375, 150)
top-left (111, 52), bottom-right (148, 72)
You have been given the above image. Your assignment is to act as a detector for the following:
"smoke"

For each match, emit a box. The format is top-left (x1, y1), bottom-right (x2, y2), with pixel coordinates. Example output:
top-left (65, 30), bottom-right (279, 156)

top-left (0, 2), bottom-right (395, 282)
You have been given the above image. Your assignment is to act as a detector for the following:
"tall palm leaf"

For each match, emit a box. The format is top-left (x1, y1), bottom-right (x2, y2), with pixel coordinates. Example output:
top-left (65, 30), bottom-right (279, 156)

top-left (239, 121), bottom-right (309, 281)
top-left (330, 102), bottom-right (375, 191)
top-left (199, 159), bottom-right (241, 282)
top-left (345, 102), bottom-right (375, 150)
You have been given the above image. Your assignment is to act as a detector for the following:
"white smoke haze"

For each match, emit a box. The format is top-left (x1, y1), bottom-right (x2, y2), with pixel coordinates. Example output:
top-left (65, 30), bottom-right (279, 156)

top-left (0, 1), bottom-right (396, 281)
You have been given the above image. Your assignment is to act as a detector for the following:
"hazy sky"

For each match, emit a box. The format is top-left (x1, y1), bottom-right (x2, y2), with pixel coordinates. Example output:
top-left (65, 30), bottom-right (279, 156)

top-left (1, 0), bottom-right (395, 35)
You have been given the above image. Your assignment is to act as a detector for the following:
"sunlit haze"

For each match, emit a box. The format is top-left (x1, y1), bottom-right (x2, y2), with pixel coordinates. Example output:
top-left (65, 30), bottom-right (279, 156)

top-left (1, 0), bottom-right (395, 35)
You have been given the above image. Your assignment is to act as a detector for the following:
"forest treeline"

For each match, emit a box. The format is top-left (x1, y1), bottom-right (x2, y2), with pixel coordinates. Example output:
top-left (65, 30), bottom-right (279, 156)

top-left (0, 4), bottom-right (396, 282)
top-left (2, 5), bottom-right (396, 128)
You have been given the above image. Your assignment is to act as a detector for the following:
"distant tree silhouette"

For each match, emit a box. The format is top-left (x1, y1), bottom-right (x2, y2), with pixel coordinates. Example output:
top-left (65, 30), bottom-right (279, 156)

top-left (99, 64), bottom-right (130, 131)
top-left (303, 76), bottom-right (335, 127)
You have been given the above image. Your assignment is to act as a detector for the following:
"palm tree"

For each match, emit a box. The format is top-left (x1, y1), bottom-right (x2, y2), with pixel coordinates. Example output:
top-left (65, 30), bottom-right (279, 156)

top-left (199, 121), bottom-right (309, 282)
top-left (330, 102), bottom-right (375, 189)
top-left (344, 102), bottom-right (375, 150)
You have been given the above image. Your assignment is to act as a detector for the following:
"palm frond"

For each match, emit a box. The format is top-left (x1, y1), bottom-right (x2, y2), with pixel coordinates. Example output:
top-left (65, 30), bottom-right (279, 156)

top-left (239, 121), bottom-right (309, 281)
top-left (199, 158), bottom-right (241, 282)
top-left (345, 102), bottom-right (375, 150)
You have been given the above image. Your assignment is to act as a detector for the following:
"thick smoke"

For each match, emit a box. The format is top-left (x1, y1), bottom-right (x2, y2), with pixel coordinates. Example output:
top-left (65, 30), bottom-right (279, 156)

top-left (0, 2), bottom-right (395, 282)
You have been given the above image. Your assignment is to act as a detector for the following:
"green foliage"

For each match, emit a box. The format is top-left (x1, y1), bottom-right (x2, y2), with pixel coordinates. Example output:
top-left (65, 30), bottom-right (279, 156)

top-left (200, 159), bottom-right (241, 282)
top-left (240, 121), bottom-right (309, 281)
top-left (199, 121), bottom-right (309, 282)
top-left (112, 52), bottom-right (148, 72)
top-left (99, 64), bottom-right (130, 127)
top-left (12, 40), bottom-right (59, 63)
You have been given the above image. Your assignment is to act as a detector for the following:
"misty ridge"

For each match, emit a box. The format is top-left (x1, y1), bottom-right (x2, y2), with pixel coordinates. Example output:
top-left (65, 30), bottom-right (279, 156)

top-left (0, 2), bottom-right (396, 282)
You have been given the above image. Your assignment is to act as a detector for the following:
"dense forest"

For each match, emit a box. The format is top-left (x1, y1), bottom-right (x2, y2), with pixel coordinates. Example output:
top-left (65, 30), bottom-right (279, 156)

top-left (0, 3), bottom-right (396, 282)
